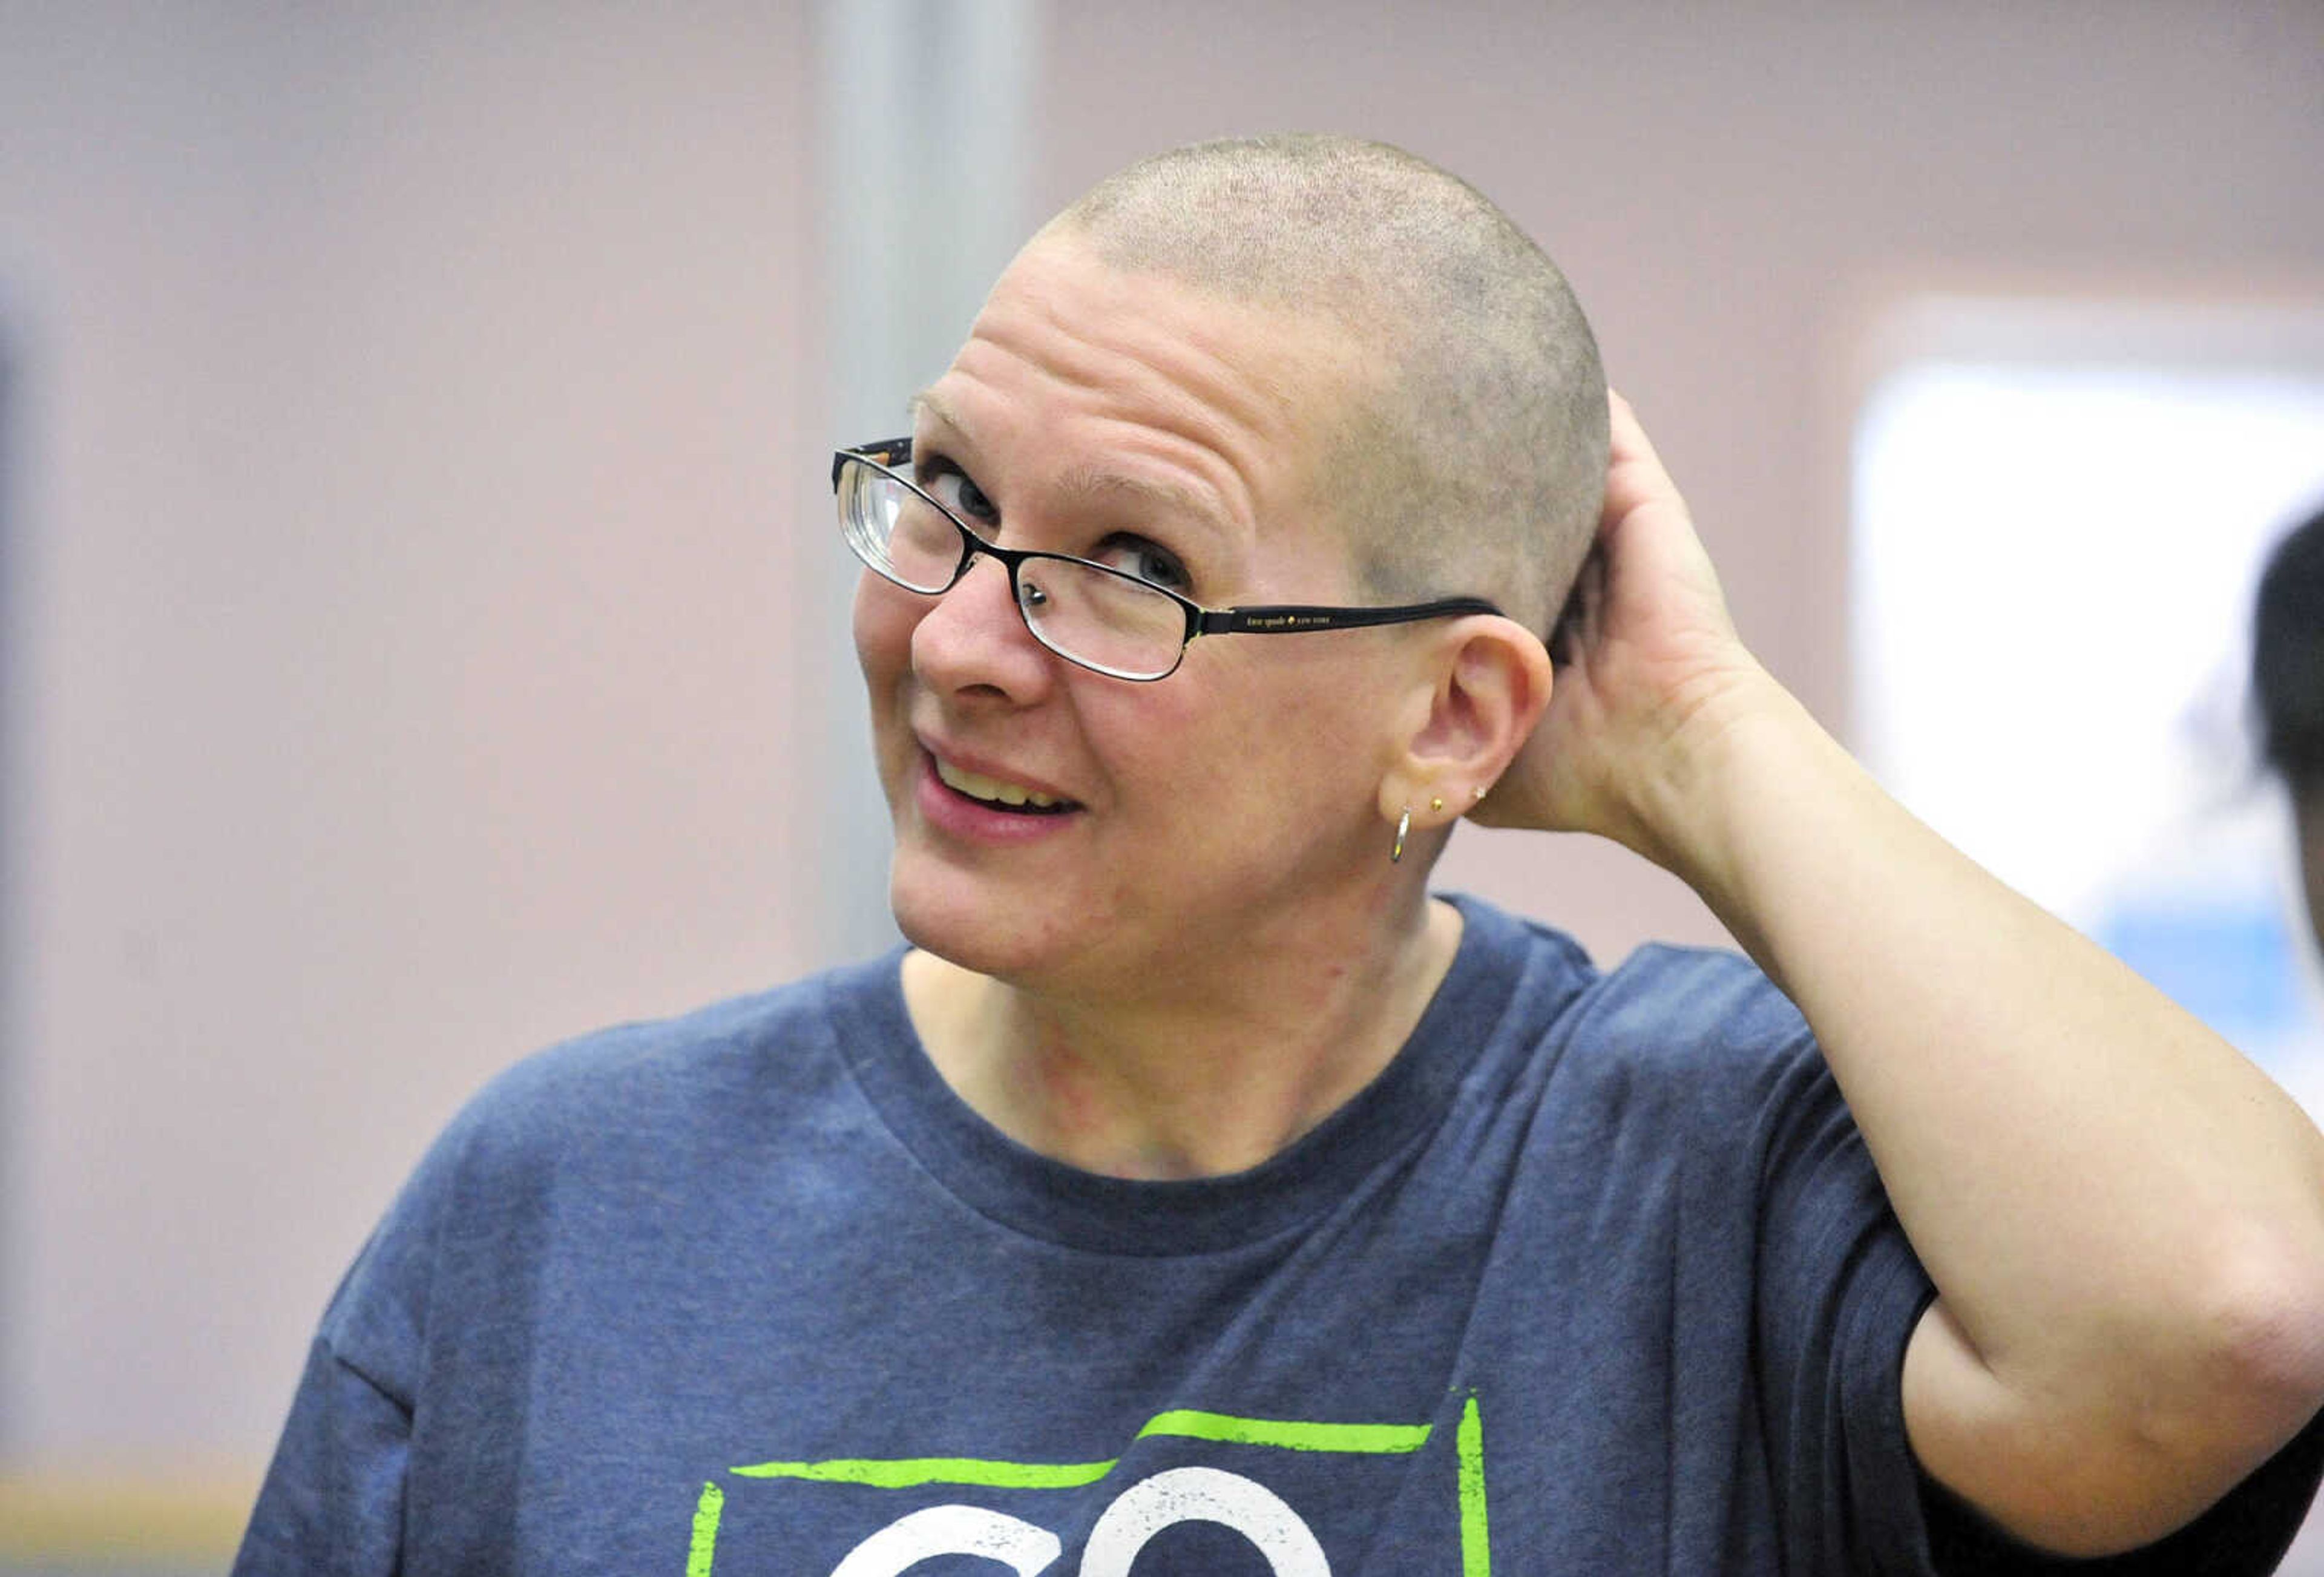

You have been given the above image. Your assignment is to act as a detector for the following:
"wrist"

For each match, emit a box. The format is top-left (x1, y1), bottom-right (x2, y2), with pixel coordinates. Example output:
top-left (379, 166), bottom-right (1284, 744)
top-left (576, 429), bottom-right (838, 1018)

top-left (1623, 666), bottom-right (1835, 906)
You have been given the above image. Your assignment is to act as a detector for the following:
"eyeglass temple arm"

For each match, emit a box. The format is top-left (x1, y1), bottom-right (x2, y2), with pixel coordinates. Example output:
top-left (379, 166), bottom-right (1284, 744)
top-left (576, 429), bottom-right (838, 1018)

top-left (1195, 597), bottom-right (1503, 635)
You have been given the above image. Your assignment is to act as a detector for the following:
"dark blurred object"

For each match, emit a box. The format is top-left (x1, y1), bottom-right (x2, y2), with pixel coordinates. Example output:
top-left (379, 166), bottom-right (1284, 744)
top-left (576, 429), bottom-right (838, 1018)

top-left (2255, 500), bottom-right (2324, 957)
top-left (2257, 502), bottom-right (2324, 785)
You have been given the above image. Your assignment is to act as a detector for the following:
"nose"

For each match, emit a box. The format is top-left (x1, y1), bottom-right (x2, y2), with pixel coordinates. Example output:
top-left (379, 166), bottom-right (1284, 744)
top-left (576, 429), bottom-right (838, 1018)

top-left (910, 551), bottom-right (1057, 703)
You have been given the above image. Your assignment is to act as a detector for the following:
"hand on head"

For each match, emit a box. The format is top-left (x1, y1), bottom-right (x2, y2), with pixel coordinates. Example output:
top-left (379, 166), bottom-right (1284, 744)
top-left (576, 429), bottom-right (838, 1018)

top-left (1468, 392), bottom-right (1770, 864)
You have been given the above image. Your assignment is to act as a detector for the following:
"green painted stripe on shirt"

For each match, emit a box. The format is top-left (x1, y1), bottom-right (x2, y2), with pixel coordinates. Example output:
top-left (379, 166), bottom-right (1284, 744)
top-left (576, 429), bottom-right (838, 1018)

top-left (1458, 1394), bottom-right (1491, 1577)
top-left (726, 1407), bottom-right (1437, 1497)
top-left (1135, 1410), bottom-right (1435, 1455)
top-left (727, 1457), bottom-right (1117, 1490)
top-left (686, 1481), bottom-right (723, 1577)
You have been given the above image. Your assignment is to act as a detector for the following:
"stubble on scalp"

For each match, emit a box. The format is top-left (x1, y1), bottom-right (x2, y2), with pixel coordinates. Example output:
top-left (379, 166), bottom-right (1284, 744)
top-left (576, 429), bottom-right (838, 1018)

top-left (1042, 133), bottom-right (1610, 638)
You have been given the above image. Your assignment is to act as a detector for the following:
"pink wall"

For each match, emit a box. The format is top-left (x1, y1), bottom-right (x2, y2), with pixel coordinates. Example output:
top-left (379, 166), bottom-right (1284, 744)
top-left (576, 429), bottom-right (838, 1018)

top-left (0, 4), bottom-right (818, 1471)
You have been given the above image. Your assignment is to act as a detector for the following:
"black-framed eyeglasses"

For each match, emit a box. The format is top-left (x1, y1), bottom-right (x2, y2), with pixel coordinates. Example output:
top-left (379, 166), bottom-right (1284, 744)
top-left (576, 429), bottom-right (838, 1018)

top-left (832, 438), bottom-right (1502, 681)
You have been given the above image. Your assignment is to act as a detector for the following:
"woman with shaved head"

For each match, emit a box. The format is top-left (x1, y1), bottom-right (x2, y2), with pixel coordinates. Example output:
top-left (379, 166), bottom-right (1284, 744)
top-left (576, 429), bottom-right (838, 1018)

top-left (238, 137), bottom-right (2324, 1575)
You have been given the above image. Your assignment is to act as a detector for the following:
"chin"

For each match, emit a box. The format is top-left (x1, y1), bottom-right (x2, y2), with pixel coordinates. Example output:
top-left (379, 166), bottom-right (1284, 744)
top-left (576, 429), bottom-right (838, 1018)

top-left (886, 854), bottom-right (1081, 985)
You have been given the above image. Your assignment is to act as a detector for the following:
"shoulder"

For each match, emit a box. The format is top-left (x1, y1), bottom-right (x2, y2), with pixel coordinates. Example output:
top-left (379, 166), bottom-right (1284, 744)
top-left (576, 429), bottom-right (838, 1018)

top-left (441, 953), bottom-right (894, 1167)
top-left (1574, 944), bottom-right (1831, 1154)
top-left (313, 956), bottom-right (904, 1391)
top-left (1452, 894), bottom-right (1812, 1080)
top-left (335, 957), bottom-right (898, 1288)
top-left (1447, 899), bottom-right (1834, 1175)
top-left (1588, 942), bottom-right (1814, 1066)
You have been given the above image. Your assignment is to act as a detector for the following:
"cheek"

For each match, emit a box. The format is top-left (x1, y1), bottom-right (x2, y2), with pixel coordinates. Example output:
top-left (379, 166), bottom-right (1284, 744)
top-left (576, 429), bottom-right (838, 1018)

top-left (1161, 658), bottom-right (1388, 828)
top-left (852, 574), bottom-right (924, 686)
top-left (1078, 680), bottom-right (1202, 785)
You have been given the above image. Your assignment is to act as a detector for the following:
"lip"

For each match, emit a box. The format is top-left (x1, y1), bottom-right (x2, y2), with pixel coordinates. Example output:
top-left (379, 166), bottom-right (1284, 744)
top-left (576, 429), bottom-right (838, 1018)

top-left (911, 741), bottom-right (1085, 845)
top-left (917, 734), bottom-right (1078, 805)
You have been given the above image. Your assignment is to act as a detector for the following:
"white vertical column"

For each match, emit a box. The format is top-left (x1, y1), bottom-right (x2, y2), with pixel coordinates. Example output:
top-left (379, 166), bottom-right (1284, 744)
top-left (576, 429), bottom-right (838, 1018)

top-left (0, 311), bottom-right (21, 1460)
top-left (811, 0), bottom-right (1040, 963)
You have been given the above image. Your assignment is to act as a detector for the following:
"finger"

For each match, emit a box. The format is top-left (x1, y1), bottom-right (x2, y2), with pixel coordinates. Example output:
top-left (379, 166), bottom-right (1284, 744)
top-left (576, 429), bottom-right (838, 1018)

top-left (1603, 389), bottom-right (1688, 526)
top-left (1606, 389), bottom-right (1665, 471)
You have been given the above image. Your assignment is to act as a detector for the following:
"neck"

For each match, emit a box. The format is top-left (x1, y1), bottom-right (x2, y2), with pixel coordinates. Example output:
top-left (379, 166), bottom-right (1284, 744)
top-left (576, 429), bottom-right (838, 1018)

top-left (903, 893), bottom-right (1465, 1180)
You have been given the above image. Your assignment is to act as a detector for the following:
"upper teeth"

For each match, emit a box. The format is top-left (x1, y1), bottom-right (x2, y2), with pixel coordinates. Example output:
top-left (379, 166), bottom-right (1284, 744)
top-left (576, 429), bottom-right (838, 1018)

top-left (937, 758), bottom-right (1064, 808)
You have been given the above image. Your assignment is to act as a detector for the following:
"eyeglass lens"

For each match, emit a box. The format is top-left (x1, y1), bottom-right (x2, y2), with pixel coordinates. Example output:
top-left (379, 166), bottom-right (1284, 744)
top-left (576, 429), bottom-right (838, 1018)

top-left (839, 459), bottom-right (1188, 680)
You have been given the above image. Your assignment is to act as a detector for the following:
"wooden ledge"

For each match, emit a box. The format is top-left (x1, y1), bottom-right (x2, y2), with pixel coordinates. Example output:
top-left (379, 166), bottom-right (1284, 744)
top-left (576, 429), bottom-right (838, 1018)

top-left (0, 1472), bottom-right (259, 1564)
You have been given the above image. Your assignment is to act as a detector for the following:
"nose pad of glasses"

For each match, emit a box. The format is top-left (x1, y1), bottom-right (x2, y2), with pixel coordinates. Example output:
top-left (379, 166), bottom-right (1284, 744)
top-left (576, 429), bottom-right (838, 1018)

top-left (928, 551), bottom-right (1043, 659)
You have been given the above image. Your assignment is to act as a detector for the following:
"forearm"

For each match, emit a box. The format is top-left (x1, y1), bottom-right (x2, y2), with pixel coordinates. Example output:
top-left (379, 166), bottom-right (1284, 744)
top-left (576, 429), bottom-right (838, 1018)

top-left (1654, 671), bottom-right (2324, 1540)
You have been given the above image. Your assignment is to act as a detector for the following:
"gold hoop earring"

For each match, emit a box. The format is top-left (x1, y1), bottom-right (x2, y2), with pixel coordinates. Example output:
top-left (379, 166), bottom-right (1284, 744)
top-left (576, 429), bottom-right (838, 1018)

top-left (1391, 805), bottom-right (1412, 864)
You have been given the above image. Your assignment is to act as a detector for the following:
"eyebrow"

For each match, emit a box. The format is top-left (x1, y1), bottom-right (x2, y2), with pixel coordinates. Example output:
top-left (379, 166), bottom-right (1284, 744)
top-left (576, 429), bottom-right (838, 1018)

top-left (907, 387), bottom-right (962, 436)
top-left (908, 389), bottom-right (1233, 542)
top-left (1052, 467), bottom-right (1229, 539)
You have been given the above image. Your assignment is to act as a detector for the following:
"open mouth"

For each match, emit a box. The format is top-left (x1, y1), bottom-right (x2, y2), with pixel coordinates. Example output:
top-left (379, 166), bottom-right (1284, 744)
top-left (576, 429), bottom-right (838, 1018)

top-left (933, 757), bottom-right (1080, 816)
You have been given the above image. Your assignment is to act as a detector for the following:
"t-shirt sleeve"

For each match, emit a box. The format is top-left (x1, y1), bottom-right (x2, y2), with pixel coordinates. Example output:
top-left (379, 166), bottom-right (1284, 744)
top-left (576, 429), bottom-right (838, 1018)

top-left (1747, 1014), bottom-right (1945, 1576)
top-left (231, 1323), bottom-right (412, 1577)
top-left (232, 1089), bottom-right (465, 1576)
top-left (1748, 1005), bottom-right (2324, 1576)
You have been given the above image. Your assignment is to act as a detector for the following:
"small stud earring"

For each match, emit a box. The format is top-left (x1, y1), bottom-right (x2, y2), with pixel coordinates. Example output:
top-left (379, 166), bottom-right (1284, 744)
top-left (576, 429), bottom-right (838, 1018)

top-left (1430, 796), bottom-right (1444, 813)
top-left (1471, 784), bottom-right (1489, 801)
top-left (1390, 805), bottom-right (1411, 864)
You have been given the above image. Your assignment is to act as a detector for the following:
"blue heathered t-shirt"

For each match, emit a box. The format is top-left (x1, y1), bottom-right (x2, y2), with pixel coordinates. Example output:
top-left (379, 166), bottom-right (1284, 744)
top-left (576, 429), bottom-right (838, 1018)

top-left (234, 896), bottom-right (2323, 1575)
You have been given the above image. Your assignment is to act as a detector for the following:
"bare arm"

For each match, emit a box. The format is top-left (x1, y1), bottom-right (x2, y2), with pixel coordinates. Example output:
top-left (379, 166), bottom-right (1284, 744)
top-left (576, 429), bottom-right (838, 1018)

top-left (1478, 393), bottom-right (2324, 1556)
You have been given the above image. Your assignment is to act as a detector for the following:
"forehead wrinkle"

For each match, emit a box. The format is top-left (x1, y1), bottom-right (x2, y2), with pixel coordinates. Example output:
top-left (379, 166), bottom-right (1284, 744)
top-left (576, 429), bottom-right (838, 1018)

top-left (1051, 465), bottom-right (1229, 540)
top-left (937, 323), bottom-right (1276, 541)
top-left (1069, 289), bottom-right (1364, 563)
top-left (928, 239), bottom-right (1368, 586)
top-left (1080, 295), bottom-right (1323, 498)
top-left (922, 377), bottom-right (1229, 541)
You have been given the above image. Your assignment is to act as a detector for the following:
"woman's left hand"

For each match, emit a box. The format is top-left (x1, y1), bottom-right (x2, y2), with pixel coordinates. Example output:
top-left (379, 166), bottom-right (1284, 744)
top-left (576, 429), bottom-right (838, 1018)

top-left (1469, 390), bottom-right (1776, 873)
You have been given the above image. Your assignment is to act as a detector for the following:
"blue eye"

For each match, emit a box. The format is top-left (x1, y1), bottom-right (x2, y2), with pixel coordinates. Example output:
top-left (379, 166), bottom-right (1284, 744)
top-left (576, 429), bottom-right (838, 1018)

top-left (1094, 536), bottom-right (1193, 594)
top-left (922, 463), bottom-right (999, 526)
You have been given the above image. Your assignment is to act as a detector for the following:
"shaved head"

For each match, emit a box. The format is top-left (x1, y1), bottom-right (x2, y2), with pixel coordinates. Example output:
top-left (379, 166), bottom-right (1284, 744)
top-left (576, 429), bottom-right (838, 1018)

top-left (1045, 134), bottom-right (1608, 636)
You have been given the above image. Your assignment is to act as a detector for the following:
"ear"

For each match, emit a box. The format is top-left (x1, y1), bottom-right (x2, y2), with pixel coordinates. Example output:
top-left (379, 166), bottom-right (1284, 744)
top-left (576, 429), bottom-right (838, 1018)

top-left (1376, 616), bottom-right (1554, 834)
